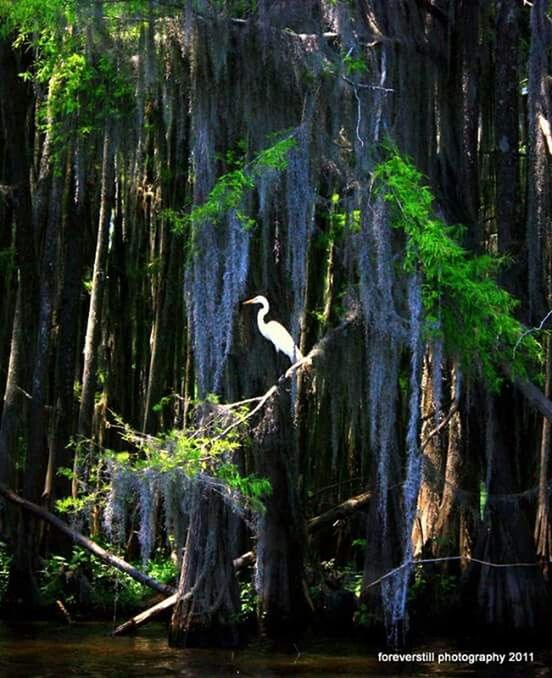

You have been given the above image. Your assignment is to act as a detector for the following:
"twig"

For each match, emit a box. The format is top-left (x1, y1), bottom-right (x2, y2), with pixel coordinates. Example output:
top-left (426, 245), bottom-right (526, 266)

top-left (342, 76), bottom-right (394, 92)
top-left (222, 395), bottom-right (266, 409)
top-left (513, 308), bottom-right (552, 358)
top-left (421, 398), bottom-right (459, 449)
top-left (364, 554), bottom-right (539, 590)
top-left (211, 384), bottom-right (279, 442)
top-left (0, 369), bottom-right (32, 400)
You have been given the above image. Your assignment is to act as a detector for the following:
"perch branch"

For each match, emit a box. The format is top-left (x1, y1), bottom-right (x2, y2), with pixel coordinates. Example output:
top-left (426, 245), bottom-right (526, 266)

top-left (213, 316), bottom-right (358, 442)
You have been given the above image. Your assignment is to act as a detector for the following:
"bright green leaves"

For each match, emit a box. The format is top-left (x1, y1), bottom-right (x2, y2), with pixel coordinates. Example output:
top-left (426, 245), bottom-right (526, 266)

top-left (171, 134), bottom-right (297, 238)
top-left (343, 53), bottom-right (368, 77)
top-left (254, 135), bottom-right (296, 171)
top-left (188, 168), bottom-right (256, 231)
top-left (3, 0), bottom-right (132, 162)
top-left (110, 402), bottom-right (272, 513)
top-left (0, 0), bottom-right (75, 39)
top-left (373, 150), bottom-right (542, 388)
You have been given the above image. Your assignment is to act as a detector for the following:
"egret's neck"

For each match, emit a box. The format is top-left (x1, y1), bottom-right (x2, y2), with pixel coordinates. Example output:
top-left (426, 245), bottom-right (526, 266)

top-left (256, 300), bottom-right (269, 330)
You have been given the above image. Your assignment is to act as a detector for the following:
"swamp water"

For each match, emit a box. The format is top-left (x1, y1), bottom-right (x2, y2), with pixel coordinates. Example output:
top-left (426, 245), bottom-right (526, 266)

top-left (0, 622), bottom-right (550, 677)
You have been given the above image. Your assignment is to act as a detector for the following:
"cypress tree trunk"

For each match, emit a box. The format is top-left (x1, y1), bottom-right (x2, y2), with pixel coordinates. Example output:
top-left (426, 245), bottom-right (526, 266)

top-left (0, 40), bottom-right (35, 491)
top-left (534, 336), bottom-right (552, 574)
top-left (46, 151), bottom-right (86, 504)
top-left (75, 127), bottom-right (115, 492)
top-left (413, 355), bottom-right (444, 556)
top-left (526, 0), bottom-right (551, 319)
top-left (255, 393), bottom-right (310, 641)
top-left (471, 393), bottom-right (547, 633)
top-left (169, 482), bottom-right (240, 648)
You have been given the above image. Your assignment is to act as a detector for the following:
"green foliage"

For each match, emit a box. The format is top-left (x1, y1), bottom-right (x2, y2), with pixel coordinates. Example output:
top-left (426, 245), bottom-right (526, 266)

top-left (216, 463), bottom-right (272, 512)
top-left (189, 168), bottom-right (256, 230)
top-left (373, 148), bottom-right (543, 388)
top-left (173, 135), bottom-right (297, 237)
top-left (479, 481), bottom-right (488, 519)
top-left (318, 193), bottom-right (361, 249)
top-left (0, 541), bottom-right (10, 599)
top-left (239, 580), bottom-right (258, 619)
top-left (111, 402), bottom-right (272, 512)
top-left (39, 545), bottom-right (177, 613)
top-left (0, 0), bottom-right (74, 38)
top-left (2, 0), bottom-right (132, 162)
top-left (55, 494), bottom-right (95, 515)
top-left (343, 53), bottom-right (367, 76)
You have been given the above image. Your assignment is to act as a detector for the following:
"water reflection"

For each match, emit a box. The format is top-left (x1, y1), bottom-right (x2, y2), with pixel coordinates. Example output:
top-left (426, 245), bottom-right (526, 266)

top-left (0, 622), bottom-right (549, 677)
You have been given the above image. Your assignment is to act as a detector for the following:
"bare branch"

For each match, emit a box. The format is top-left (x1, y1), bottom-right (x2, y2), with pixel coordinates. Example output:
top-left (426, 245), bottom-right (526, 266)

top-left (364, 555), bottom-right (539, 591)
top-left (421, 398), bottom-right (459, 449)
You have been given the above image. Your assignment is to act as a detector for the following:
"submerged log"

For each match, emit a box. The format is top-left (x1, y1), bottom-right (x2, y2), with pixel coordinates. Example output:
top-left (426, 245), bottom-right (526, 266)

top-left (0, 483), bottom-right (174, 597)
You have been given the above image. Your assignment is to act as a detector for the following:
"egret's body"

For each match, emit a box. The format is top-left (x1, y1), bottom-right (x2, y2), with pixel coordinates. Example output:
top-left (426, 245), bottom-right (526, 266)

top-left (243, 295), bottom-right (303, 364)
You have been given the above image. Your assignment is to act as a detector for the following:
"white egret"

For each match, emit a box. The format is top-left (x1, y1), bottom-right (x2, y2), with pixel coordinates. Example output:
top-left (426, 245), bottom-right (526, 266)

top-left (243, 295), bottom-right (303, 364)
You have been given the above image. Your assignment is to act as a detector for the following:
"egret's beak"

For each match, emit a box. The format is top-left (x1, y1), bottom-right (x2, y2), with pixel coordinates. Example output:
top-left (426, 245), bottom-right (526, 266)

top-left (242, 298), bottom-right (255, 305)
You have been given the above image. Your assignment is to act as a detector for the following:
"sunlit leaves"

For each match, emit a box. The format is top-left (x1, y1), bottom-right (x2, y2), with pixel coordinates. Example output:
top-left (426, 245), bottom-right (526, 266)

top-left (374, 149), bottom-right (542, 388)
top-left (175, 134), bottom-right (297, 236)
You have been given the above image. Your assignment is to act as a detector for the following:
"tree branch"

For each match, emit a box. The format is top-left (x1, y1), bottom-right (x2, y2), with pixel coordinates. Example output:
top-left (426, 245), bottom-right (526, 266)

top-left (0, 483), bottom-right (174, 597)
top-left (421, 398), bottom-right (460, 449)
top-left (503, 365), bottom-right (552, 423)
top-left (307, 491), bottom-right (372, 534)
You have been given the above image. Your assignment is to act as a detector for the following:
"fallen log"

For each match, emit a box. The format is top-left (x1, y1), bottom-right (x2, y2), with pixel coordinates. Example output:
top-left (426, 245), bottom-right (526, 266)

top-left (111, 592), bottom-right (178, 636)
top-left (0, 483), bottom-right (174, 597)
top-left (111, 550), bottom-right (257, 636)
top-left (307, 490), bottom-right (372, 534)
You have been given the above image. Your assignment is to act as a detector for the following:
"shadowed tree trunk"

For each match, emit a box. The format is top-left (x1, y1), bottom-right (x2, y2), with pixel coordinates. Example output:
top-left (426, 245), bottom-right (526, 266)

top-left (169, 481), bottom-right (240, 648)
top-left (526, 0), bottom-right (551, 320)
top-left (535, 336), bottom-right (552, 575)
top-left (254, 392), bottom-right (310, 642)
top-left (470, 392), bottom-right (547, 633)
top-left (46, 149), bottom-right (86, 504)
top-left (0, 40), bottom-right (35, 493)
top-left (75, 126), bottom-right (115, 493)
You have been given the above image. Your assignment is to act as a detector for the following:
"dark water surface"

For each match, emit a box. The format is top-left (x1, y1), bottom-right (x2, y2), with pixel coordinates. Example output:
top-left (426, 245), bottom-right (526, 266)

top-left (0, 622), bottom-right (550, 677)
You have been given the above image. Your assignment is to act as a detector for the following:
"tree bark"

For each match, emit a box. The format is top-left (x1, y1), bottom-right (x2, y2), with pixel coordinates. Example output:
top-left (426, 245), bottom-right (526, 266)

top-left (470, 392), bottom-right (547, 632)
top-left (534, 336), bottom-right (552, 574)
top-left (526, 0), bottom-right (551, 319)
top-left (0, 40), bottom-right (36, 491)
top-left (75, 126), bottom-right (115, 494)
top-left (254, 393), bottom-right (310, 641)
top-left (169, 482), bottom-right (241, 648)
top-left (495, 0), bottom-right (520, 258)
